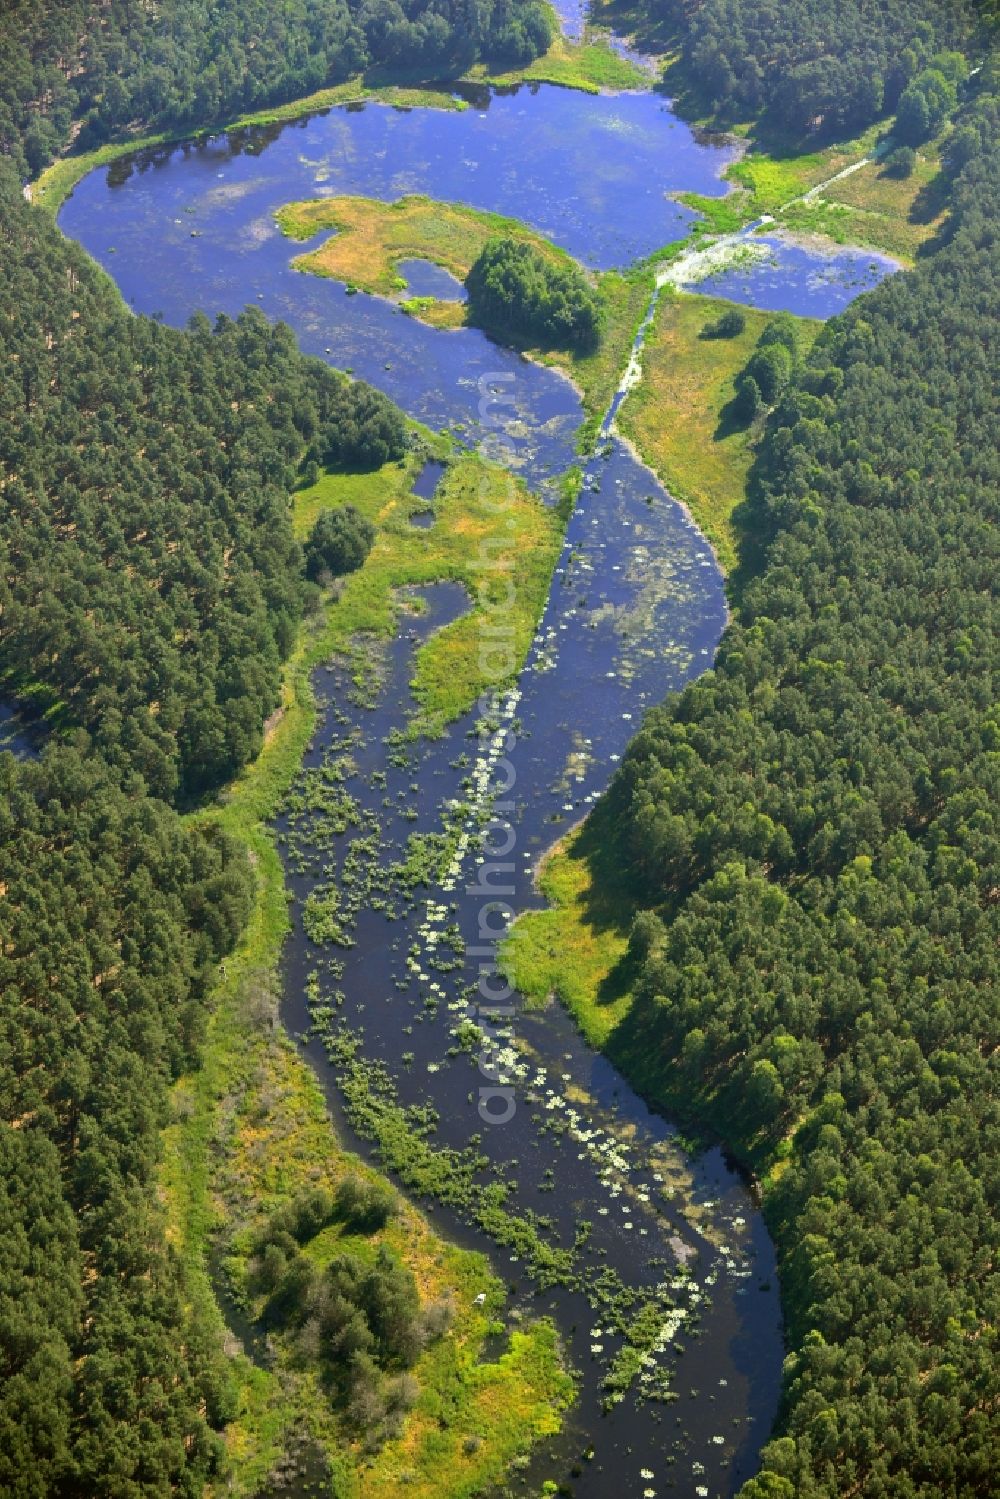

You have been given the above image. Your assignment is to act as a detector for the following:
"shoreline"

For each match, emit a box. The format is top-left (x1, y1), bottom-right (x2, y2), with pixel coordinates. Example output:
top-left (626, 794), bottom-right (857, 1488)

top-left (30, 6), bottom-right (648, 217)
top-left (610, 423), bottom-right (731, 602)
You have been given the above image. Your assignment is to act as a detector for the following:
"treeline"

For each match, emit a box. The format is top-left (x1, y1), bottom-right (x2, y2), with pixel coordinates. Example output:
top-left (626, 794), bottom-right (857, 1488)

top-left (607, 0), bottom-right (979, 138)
top-left (466, 236), bottom-right (603, 350)
top-left (599, 93), bottom-right (1000, 1499)
top-left (0, 169), bottom-right (403, 802)
top-left (0, 749), bottom-right (255, 1496)
top-left (0, 0), bottom-right (551, 181)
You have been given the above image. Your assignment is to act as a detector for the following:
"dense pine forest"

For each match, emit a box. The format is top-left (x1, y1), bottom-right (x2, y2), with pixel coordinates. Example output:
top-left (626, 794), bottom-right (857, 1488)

top-left (0, 179), bottom-right (407, 1493)
top-left (607, 0), bottom-right (983, 137)
top-left (598, 48), bottom-right (1000, 1499)
top-left (0, 751), bottom-right (253, 1494)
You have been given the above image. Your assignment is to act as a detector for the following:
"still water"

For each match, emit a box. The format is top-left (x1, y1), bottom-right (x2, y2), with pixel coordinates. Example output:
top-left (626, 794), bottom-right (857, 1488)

top-left (682, 230), bottom-right (899, 317)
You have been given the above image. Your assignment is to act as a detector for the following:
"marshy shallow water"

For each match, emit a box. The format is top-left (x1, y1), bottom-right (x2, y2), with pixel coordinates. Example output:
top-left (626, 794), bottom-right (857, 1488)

top-left (0, 701), bottom-right (41, 760)
top-left (56, 33), bottom-right (898, 1496)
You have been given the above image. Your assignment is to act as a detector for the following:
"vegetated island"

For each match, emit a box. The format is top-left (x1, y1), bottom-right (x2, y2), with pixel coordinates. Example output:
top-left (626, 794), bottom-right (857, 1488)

top-left (276, 192), bottom-right (659, 459)
top-left (276, 193), bottom-right (603, 343)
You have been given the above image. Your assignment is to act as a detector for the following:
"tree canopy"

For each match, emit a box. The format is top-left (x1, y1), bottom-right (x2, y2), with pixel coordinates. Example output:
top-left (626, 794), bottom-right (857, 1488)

top-left (305, 505), bottom-right (377, 582)
top-left (612, 0), bottom-right (975, 138)
top-left (465, 236), bottom-right (603, 351)
top-left (0, 749), bottom-right (254, 1495)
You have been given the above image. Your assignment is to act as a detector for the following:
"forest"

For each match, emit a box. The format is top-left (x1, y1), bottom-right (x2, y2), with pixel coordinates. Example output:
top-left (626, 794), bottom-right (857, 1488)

top-left (607, 0), bottom-right (981, 138)
top-left (0, 168), bottom-right (404, 802)
top-left (0, 0), bottom-right (425, 1479)
top-left (0, 749), bottom-right (254, 1495)
top-left (0, 0), bottom-right (551, 180)
top-left (0, 167), bottom-right (409, 1490)
top-left (597, 54), bottom-right (1000, 1499)
top-left (465, 236), bottom-right (603, 350)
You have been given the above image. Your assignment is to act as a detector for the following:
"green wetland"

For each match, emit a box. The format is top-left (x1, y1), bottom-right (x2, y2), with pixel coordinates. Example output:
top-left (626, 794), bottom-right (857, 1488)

top-left (52, 11), bottom-right (901, 1492)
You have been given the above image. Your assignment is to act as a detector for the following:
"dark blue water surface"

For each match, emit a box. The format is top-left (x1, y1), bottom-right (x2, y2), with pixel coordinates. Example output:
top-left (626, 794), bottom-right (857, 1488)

top-left (408, 456), bottom-right (446, 525)
top-left (411, 457), bottom-right (447, 498)
top-left (64, 85), bottom-right (731, 275)
top-left (683, 231), bottom-right (899, 318)
top-left (553, 0), bottom-right (589, 43)
top-left (0, 702), bottom-right (40, 759)
top-left (397, 256), bottom-right (468, 300)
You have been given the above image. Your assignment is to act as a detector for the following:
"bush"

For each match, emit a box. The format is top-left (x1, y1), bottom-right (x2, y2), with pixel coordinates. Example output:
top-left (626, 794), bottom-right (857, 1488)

top-left (733, 374), bottom-right (764, 424)
top-left (248, 1216), bottom-right (432, 1439)
top-left (885, 145), bottom-right (917, 178)
top-left (465, 236), bottom-right (603, 351)
top-left (744, 343), bottom-right (793, 404)
top-left (702, 308), bottom-right (746, 338)
top-left (263, 1256), bottom-right (317, 1328)
top-left (361, 1246), bottom-right (423, 1365)
top-left (251, 1189), bottom-right (339, 1255)
top-left (334, 1174), bottom-right (399, 1232)
top-left (253, 1242), bottom-right (291, 1294)
top-left (278, 1187), bottom-right (339, 1243)
top-left (305, 506), bottom-right (375, 582)
top-left (420, 1297), bottom-right (455, 1342)
top-left (346, 1351), bottom-right (387, 1431)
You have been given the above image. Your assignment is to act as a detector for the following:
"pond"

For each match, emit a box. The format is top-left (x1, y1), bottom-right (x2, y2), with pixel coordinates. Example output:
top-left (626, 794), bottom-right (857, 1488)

top-left (397, 256), bottom-right (468, 301)
top-left (410, 457), bottom-right (447, 499)
top-left (0, 701), bottom-right (43, 760)
top-left (55, 29), bottom-right (899, 1496)
top-left (681, 230), bottom-right (899, 318)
